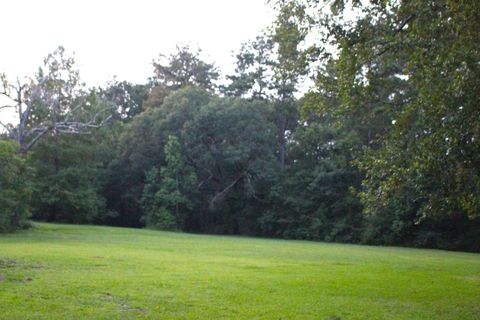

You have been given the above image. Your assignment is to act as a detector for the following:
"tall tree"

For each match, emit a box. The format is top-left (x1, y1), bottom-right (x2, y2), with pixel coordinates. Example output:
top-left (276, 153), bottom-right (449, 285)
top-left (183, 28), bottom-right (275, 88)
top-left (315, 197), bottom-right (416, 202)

top-left (182, 97), bottom-right (277, 233)
top-left (222, 35), bottom-right (274, 99)
top-left (272, 2), bottom-right (310, 169)
top-left (304, 0), bottom-right (480, 249)
top-left (225, 2), bottom-right (310, 169)
top-left (141, 135), bottom-right (197, 230)
top-left (143, 45), bottom-right (220, 110)
top-left (260, 118), bottom-right (363, 241)
top-left (153, 45), bottom-right (219, 91)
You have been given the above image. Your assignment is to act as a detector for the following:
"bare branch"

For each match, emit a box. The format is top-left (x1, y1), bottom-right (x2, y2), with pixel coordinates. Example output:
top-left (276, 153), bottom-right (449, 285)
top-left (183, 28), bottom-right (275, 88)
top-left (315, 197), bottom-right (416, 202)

top-left (63, 102), bottom-right (85, 122)
top-left (55, 129), bottom-right (92, 135)
top-left (208, 172), bottom-right (246, 210)
top-left (25, 126), bottom-right (50, 138)
top-left (53, 115), bottom-right (112, 133)
top-left (0, 119), bottom-right (13, 133)
top-left (0, 90), bottom-right (19, 103)
top-left (0, 104), bottom-right (15, 111)
top-left (91, 107), bottom-right (112, 124)
top-left (100, 114), bottom-right (113, 125)
top-left (198, 174), bottom-right (214, 188)
top-left (20, 128), bottom-right (49, 153)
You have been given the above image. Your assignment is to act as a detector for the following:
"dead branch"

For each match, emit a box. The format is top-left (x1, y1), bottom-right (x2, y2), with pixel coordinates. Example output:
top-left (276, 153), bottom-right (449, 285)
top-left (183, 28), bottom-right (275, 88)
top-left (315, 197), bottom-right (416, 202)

top-left (0, 120), bottom-right (13, 134)
top-left (208, 172), bottom-right (246, 210)
top-left (20, 128), bottom-right (49, 153)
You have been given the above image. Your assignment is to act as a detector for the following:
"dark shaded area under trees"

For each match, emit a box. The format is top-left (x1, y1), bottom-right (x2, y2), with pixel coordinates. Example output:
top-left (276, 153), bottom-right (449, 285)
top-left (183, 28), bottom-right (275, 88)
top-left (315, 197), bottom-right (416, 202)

top-left (1, 0), bottom-right (479, 252)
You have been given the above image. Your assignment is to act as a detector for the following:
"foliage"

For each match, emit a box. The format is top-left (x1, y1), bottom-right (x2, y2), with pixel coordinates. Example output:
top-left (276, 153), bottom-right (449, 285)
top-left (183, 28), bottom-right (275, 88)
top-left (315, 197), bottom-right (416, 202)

top-left (99, 80), bottom-right (148, 120)
top-left (224, 2), bottom-right (310, 169)
top-left (260, 118), bottom-right (363, 242)
top-left (0, 140), bottom-right (31, 232)
top-left (222, 35), bottom-right (274, 99)
top-left (182, 97), bottom-right (277, 233)
top-left (28, 132), bottom-right (110, 224)
top-left (118, 87), bottom-right (277, 233)
top-left (354, 0), bottom-right (480, 219)
top-left (108, 87), bottom-right (210, 226)
top-left (153, 45), bottom-right (219, 93)
top-left (298, 0), bottom-right (480, 249)
top-left (141, 135), bottom-right (197, 230)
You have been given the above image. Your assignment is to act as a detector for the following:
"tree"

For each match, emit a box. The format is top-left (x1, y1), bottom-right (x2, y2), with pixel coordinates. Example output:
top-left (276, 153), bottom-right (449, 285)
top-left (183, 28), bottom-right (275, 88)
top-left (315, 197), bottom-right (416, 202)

top-left (116, 87), bottom-right (277, 233)
top-left (142, 45), bottom-right (219, 113)
top-left (0, 46), bottom-right (112, 154)
top-left (0, 140), bottom-right (31, 232)
top-left (222, 35), bottom-right (274, 99)
top-left (28, 131), bottom-right (110, 224)
top-left (360, 0), bottom-right (480, 220)
top-left (260, 103), bottom-right (364, 241)
top-left (320, 0), bottom-right (480, 217)
top-left (225, 2), bottom-right (310, 169)
top-left (182, 97), bottom-right (277, 234)
top-left (107, 87), bottom-right (210, 226)
top-left (98, 80), bottom-right (148, 120)
top-left (141, 135), bottom-right (197, 230)
top-left (303, 0), bottom-right (480, 249)
top-left (151, 45), bottom-right (219, 93)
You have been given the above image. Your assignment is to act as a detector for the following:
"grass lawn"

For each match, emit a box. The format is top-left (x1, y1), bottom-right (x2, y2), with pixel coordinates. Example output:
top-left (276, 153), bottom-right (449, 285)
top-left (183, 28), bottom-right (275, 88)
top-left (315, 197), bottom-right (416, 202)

top-left (0, 223), bottom-right (479, 319)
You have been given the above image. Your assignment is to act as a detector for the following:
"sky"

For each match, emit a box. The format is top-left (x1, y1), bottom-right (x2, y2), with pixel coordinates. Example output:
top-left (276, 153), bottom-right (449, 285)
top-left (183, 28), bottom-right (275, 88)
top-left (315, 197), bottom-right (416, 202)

top-left (0, 0), bottom-right (275, 87)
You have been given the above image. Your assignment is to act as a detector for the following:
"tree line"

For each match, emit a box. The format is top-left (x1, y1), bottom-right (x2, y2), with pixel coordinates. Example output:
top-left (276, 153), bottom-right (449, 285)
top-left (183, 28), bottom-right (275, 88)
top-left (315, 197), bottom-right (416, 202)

top-left (1, 0), bottom-right (479, 252)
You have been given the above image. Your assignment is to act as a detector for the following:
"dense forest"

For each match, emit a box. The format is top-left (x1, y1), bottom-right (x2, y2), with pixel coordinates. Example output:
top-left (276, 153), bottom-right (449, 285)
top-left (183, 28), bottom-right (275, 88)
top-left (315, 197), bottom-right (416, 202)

top-left (1, 0), bottom-right (479, 252)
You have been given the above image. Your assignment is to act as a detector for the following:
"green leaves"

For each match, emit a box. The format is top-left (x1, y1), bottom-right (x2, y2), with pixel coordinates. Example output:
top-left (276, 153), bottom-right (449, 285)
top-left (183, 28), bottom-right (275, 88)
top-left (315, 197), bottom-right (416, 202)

top-left (153, 45), bottom-right (219, 92)
top-left (298, 0), bottom-right (480, 249)
top-left (141, 135), bottom-right (197, 230)
top-left (0, 140), bottom-right (32, 232)
top-left (27, 132), bottom-right (109, 224)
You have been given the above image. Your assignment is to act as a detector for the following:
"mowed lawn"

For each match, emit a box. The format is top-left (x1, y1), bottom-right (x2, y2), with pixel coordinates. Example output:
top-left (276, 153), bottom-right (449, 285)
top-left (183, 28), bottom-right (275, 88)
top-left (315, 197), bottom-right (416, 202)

top-left (0, 223), bottom-right (479, 319)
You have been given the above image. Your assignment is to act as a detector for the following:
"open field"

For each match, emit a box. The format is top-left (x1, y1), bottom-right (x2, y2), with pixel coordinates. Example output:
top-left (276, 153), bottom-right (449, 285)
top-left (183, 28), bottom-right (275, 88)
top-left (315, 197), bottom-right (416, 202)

top-left (0, 223), bottom-right (479, 319)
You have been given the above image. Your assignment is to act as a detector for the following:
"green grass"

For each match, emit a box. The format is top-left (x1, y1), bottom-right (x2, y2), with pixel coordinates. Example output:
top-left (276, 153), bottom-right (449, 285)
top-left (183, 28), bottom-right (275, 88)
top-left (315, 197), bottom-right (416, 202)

top-left (0, 223), bottom-right (479, 319)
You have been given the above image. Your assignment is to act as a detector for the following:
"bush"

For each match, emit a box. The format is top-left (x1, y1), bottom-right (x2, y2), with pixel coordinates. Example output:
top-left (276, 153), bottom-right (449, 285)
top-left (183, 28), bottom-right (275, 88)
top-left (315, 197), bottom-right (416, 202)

top-left (0, 140), bottom-right (32, 232)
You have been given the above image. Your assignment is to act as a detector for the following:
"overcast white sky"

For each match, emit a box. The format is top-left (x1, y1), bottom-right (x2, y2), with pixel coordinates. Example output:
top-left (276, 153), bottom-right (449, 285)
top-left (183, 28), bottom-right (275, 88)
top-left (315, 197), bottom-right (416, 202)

top-left (0, 0), bottom-right (275, 86)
